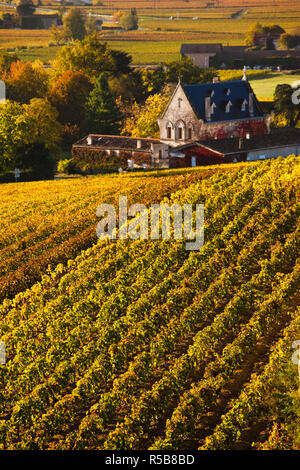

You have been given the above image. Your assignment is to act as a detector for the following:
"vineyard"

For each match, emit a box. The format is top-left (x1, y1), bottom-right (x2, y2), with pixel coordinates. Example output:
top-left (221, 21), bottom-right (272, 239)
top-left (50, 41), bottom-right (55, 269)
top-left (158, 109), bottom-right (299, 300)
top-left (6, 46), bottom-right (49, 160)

top-left (3, 0), bottom-right (300, 65)
top-left (0, 155), bottom-right (299, 450)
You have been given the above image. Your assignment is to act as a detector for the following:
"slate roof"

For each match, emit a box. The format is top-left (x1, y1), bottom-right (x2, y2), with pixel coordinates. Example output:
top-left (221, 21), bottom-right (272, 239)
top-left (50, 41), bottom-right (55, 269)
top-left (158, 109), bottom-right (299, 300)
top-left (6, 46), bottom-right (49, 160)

top-left (174, 128), bottom-right (300, 155)
top-left (182, 80), bottom-right (263, 122)
top-left (73, 135), bottom-right (160, 152)
top-left (180, 43), bottom-right (223, 54)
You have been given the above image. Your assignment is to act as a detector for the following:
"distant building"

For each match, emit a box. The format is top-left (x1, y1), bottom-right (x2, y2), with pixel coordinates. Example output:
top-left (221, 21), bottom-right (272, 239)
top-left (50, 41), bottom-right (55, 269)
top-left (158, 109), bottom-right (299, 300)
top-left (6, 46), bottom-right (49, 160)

top-left (180, 43), bottom-right (223, 68)
top-left (180, 42), bottom-right (300, 69)
top-left (253, 32), bottom-right (281, 50)
top-left (20, 13), bottom-right (58, 29)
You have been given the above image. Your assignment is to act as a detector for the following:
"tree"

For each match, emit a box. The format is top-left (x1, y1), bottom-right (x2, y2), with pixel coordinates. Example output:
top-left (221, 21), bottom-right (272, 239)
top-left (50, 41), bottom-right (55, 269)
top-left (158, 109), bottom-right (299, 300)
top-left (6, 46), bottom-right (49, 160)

top-left (23, 98), bottom-right (62, 154)
top-left (245, 22), bottom-right (285, 47)
top-left (165, 57), bottom-right (216, 84)
top-left (85, 74), bottom-right (122, 135)
top-left (50, 24), bottom-right (66, 46)
top-left (279, 33), bottom-right (298, 49)
top-left (85, 15), bottom-right (99, 35)
top-left (0, 100), bottom-right (26, 169)
top-left (63, 8), bottom-right (86, 41)
top-left (140, 66), bottom-right (167, 96)
top-left (48, 70), bottom-right (92, 145)
top-left (244, 22), bottom-right (264, 46)
top-left (273, 84), bottom-right (300, 127)
top-left (118, 10), bottom-right (138, 31)
top-left (5, 60), bottom-right (49, 104)
top-left (0, 98), bottom-right (61, 171)
top-left (121, 92), bottom-right (170, 138)
top-left (15, 142), bottom-right (56, 178)
top-left (48, 70), bottom-right (92, 125)
top-left (0, 12), bottom-right (18, 28)
top-left (54, 33), bottom-right (132, 80)
top-left (266, 24), bottom-right (285, 35)
top-left (108, 71), bottom-right (145, 102)
top-left (16, 0), bottom-right (35, 16)
top-left (0, 50), bottom-right (19, 78)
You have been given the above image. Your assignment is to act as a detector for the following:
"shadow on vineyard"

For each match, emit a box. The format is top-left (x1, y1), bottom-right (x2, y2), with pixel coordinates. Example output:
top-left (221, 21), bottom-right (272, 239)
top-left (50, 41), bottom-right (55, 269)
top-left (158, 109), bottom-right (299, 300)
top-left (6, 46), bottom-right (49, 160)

top-left (0, 155), bottom-right (299, 451)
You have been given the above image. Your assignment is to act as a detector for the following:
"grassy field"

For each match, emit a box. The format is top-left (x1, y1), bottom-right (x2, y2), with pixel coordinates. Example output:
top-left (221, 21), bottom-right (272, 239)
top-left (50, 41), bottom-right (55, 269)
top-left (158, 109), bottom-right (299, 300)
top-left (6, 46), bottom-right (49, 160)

top-left (0, 29), bottom-right (51, 49)
top-left (0, 2), bottom-right (299, 64)
top-left (3, 1), bottom-right (300, 96)
top-left (248, 72), bottom-right (300, 99)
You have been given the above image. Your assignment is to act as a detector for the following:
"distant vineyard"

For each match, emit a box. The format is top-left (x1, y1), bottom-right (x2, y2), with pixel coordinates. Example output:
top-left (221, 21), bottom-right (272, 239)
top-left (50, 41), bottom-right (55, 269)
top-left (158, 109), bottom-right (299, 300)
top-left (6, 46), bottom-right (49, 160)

top-left (0, 155), bottom-right (299, 450)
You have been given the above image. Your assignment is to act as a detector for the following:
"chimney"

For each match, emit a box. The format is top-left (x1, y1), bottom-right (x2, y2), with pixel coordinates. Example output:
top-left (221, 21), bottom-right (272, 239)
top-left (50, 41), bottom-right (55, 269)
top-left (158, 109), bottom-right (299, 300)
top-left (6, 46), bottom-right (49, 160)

top-left (205, 96), bottom-right (211, 121)
top-left (212, 76), bottom-right (219, 83)
top-left (137, 139), bottom-right (142, 149)
top-left (87, 135), bottom-right (92, 145)
top-left (249, 93), bottom-right (254, 116)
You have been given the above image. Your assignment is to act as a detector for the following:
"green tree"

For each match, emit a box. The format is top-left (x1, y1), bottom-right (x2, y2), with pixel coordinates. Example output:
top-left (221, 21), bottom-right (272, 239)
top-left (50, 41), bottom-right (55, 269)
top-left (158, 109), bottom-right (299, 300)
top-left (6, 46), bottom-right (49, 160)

top-left (244, 22), bottom-right (264, 46)
top-left (165, 57), bottom-right (216, 84)
top-left (273, 84), bottom-right (300, 127)
top-left (279, 33), bottom-right (298, 49)
top-left (0, 98), bottom-right (61, 171)
top-left (15, 142), bottom-right (56, 178)
top-left (54, 33), bottom-right (132, 80)
top-left (85, 15), bottom-right (98, 35)
top-left (140, 66), bottom-right (167, 96)
top-left (0, 50), bottom-right (19, 78)
top-left (108, 71), bottom-right (145, 102)
top-left (121, 92), bottom-right (170, 138)
top-left (50, 24), bottom-right (66, 46)
top-left (118, 10), bottom-right (138, 31)
top-left (85, 74), bottom-right (122, 135)
top-left (63, 8), bottom-right (86, 41)
top-left (245, 22), bottom-right (285, 47)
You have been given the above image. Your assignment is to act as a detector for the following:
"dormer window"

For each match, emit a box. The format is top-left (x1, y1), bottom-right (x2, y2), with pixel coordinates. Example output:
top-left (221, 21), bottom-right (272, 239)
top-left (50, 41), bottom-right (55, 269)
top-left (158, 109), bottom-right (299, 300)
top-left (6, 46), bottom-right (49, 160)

top-left (225, 100), bottom-right (232, 113)
top-left (241, 99), bottom-right (247, 111)
top-left (206, 89), bottom-right (214, 98)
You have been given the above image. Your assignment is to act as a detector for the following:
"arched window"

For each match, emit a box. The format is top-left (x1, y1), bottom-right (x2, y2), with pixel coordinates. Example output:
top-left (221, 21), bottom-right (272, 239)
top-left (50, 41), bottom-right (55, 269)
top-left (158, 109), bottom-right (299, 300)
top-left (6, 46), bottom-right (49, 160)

top-left (187, 123), bottom-right (193, 140)
top-left (175, 120), bottom-right (185, 140)
top-left (166, 122), bottom-right (174, 139)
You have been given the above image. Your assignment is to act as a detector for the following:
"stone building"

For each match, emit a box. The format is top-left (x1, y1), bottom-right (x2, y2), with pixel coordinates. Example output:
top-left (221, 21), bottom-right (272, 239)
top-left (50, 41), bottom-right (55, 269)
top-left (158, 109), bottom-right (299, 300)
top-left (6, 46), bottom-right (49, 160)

top-left (168, 128), bottom-right (300, 168)
top-left (157, 77), bottom-right (268, 148)
top-left (180, 43), bottom-right (223, 68)
top-left (72, 75), bottom-right (300, 170)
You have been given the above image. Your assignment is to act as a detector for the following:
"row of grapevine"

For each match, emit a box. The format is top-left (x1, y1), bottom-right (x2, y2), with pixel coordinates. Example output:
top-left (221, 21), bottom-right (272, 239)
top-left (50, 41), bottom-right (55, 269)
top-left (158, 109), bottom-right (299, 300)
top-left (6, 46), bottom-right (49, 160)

top-left (0, 155), bottom-right (298, 450)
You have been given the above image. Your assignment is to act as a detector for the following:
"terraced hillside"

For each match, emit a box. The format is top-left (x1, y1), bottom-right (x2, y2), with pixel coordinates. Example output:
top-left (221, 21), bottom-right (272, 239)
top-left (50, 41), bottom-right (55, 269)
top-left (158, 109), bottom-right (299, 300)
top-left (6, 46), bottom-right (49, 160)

top-left (0, 155), bottom-right (299, 450)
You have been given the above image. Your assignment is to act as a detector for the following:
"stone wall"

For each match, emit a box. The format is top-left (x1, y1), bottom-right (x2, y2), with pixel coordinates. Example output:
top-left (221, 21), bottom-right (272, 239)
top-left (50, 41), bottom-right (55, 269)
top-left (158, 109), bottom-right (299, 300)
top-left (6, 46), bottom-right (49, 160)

top-left (198, 117), bottom-right (269, 140)
top-left (158, 84), bottom-right (201, 146)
